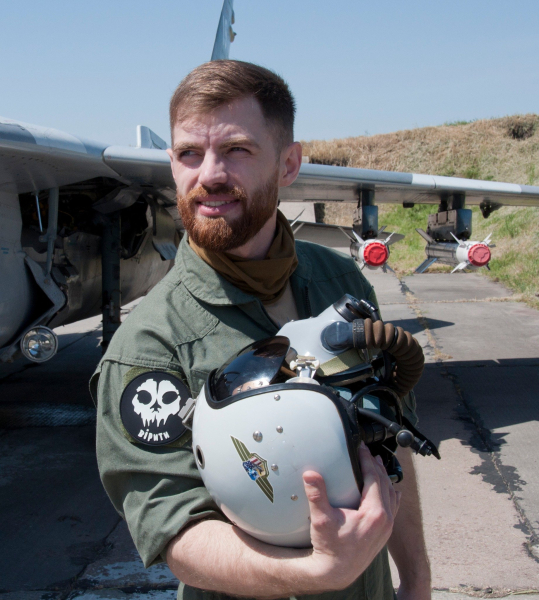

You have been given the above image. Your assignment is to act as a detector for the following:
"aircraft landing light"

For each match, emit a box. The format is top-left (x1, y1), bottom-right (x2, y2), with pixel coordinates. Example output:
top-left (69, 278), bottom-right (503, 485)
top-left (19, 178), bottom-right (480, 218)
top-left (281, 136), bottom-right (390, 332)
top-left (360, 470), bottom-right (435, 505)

top-left (20, 326), bottom-right (58, 363)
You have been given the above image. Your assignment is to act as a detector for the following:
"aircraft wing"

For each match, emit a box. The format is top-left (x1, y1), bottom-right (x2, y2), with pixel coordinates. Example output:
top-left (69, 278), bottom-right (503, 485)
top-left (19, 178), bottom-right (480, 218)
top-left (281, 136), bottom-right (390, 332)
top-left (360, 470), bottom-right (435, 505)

top-left (0, 118), bottom-right (120, 194)
top-left (0, 0), bottom-right (238, 364)
top-left (4, 122), bottom-right (539, 210)
top-left (281, 163), bottom-right (539, 209)
top-left (100, 147), bottom-right (539, 211)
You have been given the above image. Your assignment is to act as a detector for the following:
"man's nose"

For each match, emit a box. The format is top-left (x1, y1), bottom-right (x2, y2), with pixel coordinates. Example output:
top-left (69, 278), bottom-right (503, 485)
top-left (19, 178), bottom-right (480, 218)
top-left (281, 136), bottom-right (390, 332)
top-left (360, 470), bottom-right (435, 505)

top-left (198, 152), bottom-right (228, 188)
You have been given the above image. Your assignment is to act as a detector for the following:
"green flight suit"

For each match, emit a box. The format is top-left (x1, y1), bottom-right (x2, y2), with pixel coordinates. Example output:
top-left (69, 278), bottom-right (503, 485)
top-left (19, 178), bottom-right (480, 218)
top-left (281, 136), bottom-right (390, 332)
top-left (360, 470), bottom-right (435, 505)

top-left (92, 235), bottom-right (418, 600)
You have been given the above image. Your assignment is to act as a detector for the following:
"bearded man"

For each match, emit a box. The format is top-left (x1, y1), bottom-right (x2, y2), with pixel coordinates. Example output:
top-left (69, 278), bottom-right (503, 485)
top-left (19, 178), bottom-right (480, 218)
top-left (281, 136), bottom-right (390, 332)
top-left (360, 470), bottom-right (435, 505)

top-left (93, 60), bottom-right (431, 600)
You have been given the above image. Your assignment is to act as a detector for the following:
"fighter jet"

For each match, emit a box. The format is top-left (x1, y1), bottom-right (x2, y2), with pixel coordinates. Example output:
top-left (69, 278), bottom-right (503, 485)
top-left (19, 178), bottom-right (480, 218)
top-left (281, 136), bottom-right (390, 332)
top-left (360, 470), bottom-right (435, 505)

top-left (1, 0), bottom-right (538, 365)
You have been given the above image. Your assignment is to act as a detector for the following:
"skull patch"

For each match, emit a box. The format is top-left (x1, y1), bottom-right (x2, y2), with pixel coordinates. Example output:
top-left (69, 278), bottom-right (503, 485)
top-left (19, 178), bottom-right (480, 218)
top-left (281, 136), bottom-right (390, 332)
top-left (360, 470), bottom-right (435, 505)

top-left (120, 371), bottom-right (191, 446)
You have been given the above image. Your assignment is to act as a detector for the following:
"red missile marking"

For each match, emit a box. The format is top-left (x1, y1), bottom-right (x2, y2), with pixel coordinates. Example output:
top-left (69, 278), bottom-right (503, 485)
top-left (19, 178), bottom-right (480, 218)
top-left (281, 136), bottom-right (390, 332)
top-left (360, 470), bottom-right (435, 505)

top-left (364, 242), bottom-right (389, 267)
top-left (468, 244), bottom-right (491, 267)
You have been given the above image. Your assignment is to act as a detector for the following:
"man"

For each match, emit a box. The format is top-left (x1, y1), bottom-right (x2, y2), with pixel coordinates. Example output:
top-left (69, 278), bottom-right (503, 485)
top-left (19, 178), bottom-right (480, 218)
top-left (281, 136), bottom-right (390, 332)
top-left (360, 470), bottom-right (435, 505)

top-left (93, 60), bottom-right (431, 599)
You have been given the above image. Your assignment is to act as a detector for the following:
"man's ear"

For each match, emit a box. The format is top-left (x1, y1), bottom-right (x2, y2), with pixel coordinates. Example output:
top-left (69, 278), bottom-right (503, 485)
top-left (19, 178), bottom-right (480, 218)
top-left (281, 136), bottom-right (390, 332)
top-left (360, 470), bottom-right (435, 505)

top-left (278, 142), bottom-right (302, 188)
top-left (166, 148), bottom-right (174, 164)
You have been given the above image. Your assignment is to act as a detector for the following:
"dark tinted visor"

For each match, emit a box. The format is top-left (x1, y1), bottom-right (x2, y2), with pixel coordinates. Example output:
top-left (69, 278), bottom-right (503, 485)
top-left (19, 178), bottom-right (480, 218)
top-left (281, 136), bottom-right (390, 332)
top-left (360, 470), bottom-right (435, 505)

top-left (210, 336), bottom-right (291, 402)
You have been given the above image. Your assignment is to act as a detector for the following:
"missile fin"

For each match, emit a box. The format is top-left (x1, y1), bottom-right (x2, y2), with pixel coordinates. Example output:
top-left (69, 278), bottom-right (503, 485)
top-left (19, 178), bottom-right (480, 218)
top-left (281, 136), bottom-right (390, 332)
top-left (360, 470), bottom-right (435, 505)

top-left (416, 228), bottom-right (434, 244)
top-left (451, 261), bottom-right (469, 273)
top-left (415, 257), bottom-right (438, 274)
top-left (386, 232), bottom-right (405, 245)
top-left (289, 208), bottom-right (306, 228)
top-left (292, 222), bottom-right (305, 235)
top-left (352, 229), bottom-right (363, 243)
top-left (338, 226), bottom-right (355, 242)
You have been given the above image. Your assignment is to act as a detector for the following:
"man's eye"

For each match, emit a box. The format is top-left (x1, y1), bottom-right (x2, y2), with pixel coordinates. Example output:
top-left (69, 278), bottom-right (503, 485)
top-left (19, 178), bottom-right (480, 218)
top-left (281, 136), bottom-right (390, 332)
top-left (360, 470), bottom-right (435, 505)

top-left (179, 150), bottom-right (197, 158)
top-left (229, 146), bottom-right (249, 153)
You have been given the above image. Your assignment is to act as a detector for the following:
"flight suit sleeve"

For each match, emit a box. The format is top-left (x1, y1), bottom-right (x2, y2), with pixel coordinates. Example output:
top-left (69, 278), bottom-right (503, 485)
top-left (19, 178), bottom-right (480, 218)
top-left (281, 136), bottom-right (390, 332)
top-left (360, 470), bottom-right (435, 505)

top-left (93, 359), bottom-right (226, 568)
top-left (400, 389), bottom-right (418, 427)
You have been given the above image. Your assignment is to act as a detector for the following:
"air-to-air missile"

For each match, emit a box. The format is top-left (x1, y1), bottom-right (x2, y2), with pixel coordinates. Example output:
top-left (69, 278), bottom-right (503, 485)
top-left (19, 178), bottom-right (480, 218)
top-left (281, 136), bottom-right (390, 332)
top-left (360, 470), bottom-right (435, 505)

top-left (415, 229), bottom-right (493, 273)
top-left (342, 226), bottom-right (405, 272)
top-left (338, 190), bottom-right (404, 272)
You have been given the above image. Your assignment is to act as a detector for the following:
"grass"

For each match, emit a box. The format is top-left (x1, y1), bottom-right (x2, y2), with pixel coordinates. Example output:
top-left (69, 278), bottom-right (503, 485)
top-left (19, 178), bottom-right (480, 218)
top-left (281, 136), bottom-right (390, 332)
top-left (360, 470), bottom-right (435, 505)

top-left (301, 114), bottom-right (539, 308)
top-left (474, 206), bottom-right (539, 308)
top-left (444, 119), bottom-right (477, 126)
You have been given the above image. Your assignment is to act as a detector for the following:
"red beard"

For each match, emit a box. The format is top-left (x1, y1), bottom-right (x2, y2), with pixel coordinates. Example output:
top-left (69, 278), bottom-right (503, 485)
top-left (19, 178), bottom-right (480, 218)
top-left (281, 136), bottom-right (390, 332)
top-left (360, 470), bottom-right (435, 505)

top-left (177, 173), bottom-right (279, 253)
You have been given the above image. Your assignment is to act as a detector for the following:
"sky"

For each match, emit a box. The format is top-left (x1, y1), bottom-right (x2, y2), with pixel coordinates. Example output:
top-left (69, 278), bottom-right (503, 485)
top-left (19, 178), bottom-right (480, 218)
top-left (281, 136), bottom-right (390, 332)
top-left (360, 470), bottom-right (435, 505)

top-left (2, 0), bottom-right (538, 147)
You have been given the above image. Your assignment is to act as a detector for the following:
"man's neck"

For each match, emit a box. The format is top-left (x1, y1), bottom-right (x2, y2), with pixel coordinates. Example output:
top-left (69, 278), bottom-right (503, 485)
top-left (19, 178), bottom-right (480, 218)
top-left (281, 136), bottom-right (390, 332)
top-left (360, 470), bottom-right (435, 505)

top-left (225, 211), bottom-right (278, 260)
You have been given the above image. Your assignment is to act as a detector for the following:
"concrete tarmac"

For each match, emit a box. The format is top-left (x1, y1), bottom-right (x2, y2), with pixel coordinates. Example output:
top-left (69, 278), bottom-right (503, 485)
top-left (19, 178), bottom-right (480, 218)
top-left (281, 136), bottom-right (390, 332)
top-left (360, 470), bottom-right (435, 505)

top-left (1, 271), bottom-right (538, 599)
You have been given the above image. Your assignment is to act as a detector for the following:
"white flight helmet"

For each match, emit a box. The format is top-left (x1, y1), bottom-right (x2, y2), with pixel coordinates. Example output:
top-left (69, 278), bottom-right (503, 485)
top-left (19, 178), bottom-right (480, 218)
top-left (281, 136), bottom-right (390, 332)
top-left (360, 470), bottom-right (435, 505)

top-left (191, 336), bottom-right (362, 548)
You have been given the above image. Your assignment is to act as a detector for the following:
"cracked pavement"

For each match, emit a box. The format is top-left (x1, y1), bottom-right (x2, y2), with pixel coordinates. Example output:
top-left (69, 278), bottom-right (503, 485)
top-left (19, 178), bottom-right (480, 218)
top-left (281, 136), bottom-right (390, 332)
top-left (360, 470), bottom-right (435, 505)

top-left (1, 272), bottom-right (539, 599)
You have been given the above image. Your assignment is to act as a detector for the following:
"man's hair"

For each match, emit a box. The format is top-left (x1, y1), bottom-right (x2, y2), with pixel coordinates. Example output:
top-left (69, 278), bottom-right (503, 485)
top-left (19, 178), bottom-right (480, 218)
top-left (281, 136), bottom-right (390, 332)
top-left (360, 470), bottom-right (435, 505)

top-left (169, 60), bottom-right (296, 150)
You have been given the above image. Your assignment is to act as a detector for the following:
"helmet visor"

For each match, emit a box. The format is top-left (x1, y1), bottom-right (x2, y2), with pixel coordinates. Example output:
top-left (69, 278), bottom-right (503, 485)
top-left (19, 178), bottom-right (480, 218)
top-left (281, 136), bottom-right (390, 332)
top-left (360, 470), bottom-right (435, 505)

top-left (210, 336), bottom-right (291, 402)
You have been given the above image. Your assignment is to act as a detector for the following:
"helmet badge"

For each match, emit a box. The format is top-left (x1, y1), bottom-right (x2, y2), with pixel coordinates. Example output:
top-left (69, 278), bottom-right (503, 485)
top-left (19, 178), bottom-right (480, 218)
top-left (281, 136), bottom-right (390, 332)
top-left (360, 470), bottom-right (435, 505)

top-left (231, 436), bottom-right (274, 503)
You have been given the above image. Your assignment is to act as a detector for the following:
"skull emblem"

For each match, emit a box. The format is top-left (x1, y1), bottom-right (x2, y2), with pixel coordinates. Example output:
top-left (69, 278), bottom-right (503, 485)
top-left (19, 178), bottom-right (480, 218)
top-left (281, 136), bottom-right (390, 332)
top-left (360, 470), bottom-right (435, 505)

top-left (132, 378), bottom-right (181, 428)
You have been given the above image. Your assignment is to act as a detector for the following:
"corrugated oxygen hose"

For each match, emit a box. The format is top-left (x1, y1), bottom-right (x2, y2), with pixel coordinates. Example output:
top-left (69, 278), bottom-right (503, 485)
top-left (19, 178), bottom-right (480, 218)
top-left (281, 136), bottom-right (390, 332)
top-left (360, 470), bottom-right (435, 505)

top-left (359, 318), bottom-right (424, 396)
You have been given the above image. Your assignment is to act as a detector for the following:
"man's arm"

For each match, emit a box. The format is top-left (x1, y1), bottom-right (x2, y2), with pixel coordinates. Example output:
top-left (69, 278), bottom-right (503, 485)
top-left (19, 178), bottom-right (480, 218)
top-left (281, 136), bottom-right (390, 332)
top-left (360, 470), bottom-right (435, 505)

top-left (167, 444), bottom-right (401, 599)
top-left (388, 447), bottom-right (432, 600)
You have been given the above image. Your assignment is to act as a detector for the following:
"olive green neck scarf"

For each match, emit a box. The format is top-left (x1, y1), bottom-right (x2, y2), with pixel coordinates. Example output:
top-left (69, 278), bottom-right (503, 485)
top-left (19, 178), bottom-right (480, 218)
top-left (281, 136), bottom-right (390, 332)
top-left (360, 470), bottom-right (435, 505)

top-left (188, 210), bottom-right (298, 304)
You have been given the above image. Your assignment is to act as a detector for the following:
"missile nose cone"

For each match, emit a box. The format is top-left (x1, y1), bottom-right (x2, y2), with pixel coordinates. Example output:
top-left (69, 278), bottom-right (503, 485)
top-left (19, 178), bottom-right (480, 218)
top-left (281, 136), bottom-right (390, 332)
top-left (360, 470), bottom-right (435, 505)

top-left (364, 241), bottom-right (389, 267)
top-left (468, 243), bottom-right (491, 267)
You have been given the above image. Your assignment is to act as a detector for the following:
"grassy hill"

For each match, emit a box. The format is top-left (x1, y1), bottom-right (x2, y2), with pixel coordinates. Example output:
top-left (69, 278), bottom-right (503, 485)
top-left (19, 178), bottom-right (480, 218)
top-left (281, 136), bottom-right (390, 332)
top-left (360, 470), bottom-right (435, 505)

top-left (301, 114), bottom-right (539, 307)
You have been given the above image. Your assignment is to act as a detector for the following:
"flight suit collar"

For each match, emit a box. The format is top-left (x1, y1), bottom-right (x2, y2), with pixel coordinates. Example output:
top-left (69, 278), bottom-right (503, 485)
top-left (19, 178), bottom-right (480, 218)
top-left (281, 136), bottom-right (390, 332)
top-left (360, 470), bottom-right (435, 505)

top-left (175, 235), bottom-right (254, 306)
top-left (174, 234), bottom-right (313, 310)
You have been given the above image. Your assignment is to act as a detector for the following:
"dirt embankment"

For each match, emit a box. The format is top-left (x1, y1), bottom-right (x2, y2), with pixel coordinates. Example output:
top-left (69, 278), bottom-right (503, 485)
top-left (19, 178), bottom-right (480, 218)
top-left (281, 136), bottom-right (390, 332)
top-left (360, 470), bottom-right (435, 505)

top-left (300, 115), bottom-right (539, 305)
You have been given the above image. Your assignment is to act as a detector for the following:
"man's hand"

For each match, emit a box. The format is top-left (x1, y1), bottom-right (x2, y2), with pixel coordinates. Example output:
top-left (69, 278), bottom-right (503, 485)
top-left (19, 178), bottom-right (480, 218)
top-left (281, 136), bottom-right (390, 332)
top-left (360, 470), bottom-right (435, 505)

top-left (302, 442), bottom-right (401, 591)
top-left (167, 442), bottom-right (400, 598)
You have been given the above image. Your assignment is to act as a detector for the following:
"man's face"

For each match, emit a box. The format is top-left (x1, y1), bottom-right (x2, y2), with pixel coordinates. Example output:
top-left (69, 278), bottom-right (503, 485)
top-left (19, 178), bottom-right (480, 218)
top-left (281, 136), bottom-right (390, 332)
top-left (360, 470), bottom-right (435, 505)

top-left (168, 97), bottom-right (283, 253)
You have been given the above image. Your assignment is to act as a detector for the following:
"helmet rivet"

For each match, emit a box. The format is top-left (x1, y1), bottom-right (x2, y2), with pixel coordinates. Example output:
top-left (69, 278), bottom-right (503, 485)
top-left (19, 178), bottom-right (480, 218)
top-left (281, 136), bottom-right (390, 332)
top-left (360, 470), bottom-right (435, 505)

top-left (271, 464), bottom-right (278, 471)
top-left (291, 494), bottom-right (298, 501)
top-left (274, 394), bottom-right (280, 401)
top-left (253, 431), bottom-right (263, 442)
top-left (276, 426), bottom-right (283, 433)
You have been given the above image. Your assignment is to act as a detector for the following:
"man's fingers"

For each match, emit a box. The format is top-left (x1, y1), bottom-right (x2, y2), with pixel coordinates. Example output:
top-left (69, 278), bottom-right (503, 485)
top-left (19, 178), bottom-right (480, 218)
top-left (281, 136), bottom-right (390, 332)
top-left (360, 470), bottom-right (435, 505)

top-left (303, 471), bottom-right (335, 529)
top-left (358, 443), bottom-right (381, 490)
top-left (373, 455), bottom-right (394, 512)
top-left (358, 444), bottom-right (396, 516)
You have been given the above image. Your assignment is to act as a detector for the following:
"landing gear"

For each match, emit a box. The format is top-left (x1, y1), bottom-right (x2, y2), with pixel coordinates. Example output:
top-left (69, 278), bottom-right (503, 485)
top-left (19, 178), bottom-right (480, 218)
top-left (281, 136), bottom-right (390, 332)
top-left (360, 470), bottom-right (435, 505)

top-left (101, 212), bottom-right (121, 353)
